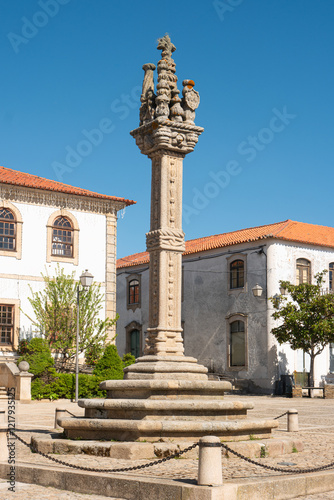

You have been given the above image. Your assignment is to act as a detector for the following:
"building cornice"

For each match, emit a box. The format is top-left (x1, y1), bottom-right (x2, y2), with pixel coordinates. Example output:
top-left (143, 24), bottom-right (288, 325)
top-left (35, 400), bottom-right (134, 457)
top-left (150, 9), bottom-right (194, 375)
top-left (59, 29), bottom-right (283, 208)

top-left (0, 184), bottom-right (126, 215)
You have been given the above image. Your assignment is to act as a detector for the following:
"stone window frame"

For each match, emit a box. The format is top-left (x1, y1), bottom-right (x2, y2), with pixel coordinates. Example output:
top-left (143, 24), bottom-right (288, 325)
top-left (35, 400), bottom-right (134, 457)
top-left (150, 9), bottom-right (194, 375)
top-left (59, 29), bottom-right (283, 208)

top-left (296, 258), bottom-right (311, 285)
top-left (226, 313), bottom-right (248, 371)
top-left (227, 253), bottom-right (247, 295)
top-left (0, 201), bottom-right (23, 260)
top-left (46, 210), bottom-right (79, 265)
top-left (126, 274), bottom-right (141, 311)
top-left (0, 299), bottom-right (20, 351)
top-left (125, 321), bottom-right (142, 358)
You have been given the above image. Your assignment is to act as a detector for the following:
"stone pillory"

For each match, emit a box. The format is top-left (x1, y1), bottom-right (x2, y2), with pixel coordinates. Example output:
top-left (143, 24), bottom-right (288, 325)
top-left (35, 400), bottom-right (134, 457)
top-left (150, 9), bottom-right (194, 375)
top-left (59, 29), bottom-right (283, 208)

top-left (59, 36), bottom-right (279, 442)
top-left (129, 34), bottom-right (204, 370)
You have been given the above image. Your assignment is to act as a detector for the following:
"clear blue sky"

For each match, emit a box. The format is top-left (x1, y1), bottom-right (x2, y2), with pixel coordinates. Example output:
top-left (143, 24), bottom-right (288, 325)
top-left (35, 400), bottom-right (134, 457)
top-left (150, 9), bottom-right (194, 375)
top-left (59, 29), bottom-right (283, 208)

top-left (1, 0), bottom-right (333, 259)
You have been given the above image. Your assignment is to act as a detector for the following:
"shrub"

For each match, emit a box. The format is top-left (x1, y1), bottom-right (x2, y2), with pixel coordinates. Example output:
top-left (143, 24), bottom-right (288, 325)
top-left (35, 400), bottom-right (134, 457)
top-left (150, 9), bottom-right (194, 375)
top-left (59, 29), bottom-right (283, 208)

top-left (93, 345), bottom-right (124, 380)
top-left (18, 338), bottom-right (54, 379)
top-left (31, 372), bottom-right (106, 400)
top-left (122, 353), bottom-right (136, 368)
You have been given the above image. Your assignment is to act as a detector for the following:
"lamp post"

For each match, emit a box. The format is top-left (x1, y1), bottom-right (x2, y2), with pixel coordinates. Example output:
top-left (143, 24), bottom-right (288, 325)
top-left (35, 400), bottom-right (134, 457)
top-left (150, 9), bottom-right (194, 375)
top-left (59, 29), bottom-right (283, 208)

top-left (75, 270), bottom-right (94, 403)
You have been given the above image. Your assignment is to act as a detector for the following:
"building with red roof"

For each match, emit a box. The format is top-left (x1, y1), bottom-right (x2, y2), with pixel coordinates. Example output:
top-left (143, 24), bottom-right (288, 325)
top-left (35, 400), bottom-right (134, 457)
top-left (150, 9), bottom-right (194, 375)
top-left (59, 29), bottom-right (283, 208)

top-left (116, 220), bottom-right (334, 393)
top-left (0, 165), bottom-right (135, 356)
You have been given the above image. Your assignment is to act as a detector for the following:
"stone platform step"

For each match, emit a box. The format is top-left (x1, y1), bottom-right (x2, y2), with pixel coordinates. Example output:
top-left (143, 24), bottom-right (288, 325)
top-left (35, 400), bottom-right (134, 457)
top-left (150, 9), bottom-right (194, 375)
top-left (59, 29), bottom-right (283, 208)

top-left (31, 434), bottom-right (303, 459)
top-left (58, 416), bottom-right (278, 441)
top-left (100, 379), bottom-right (232, 399)
top-left (0, 386), bottom-right (8, 399)
top-left (79, 398), bottom-right (254, 420)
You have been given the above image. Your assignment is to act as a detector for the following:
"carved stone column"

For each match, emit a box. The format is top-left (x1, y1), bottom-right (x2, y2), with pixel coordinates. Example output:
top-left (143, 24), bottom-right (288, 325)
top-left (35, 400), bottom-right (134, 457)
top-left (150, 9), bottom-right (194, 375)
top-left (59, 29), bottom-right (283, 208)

top-left (126, 35), bottom-right (204, 379)
top-left (145, 151), bottom-right (185, 356)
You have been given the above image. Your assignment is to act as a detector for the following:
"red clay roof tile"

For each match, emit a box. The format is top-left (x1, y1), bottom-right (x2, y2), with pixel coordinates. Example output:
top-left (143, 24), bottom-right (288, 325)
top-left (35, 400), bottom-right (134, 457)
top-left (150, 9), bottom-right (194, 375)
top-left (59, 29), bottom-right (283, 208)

top-left (117, 220), bottom-right (334, 269)
top-left (0, 165), bottom-right (136, 206)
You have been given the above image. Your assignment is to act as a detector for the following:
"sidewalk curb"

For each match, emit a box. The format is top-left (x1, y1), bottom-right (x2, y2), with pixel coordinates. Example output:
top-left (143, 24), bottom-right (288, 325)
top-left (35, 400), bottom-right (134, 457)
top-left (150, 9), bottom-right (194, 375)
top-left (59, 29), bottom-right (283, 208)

top-left (1, 461), bottom-right (334, 500)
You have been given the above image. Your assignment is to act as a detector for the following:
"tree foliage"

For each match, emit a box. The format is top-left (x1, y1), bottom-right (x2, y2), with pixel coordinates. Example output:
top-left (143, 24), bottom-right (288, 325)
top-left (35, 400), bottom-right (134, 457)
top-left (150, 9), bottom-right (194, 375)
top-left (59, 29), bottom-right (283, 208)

top-left (18, 338), bottom-right (54, 379)
top-left (271, 271), bottom-right (334, 386)
top-left (93, 345), bottom-right (124, 380)
top-left (23, 266), bottom-right (117, 371)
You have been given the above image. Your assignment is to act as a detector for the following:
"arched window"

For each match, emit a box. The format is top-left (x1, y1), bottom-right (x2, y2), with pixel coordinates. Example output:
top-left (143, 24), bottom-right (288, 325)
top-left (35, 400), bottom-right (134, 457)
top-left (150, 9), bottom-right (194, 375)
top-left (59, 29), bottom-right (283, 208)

top-left (52, 216), bottom-right (73, 257)
top-left (0, 208), bottom-right (16, 251)
top-left (128, 279), bottom-right (139, 304)
top-left (130, 329), bottom-right (140, 358)
top-left (230, 320), bottom-right (246, 367)
top-left (296, 258), bottom-right (311, 285)
top-left (230, 260), bottom-right (244, 289)
top-left (329, 263), bottom-right (334, 291)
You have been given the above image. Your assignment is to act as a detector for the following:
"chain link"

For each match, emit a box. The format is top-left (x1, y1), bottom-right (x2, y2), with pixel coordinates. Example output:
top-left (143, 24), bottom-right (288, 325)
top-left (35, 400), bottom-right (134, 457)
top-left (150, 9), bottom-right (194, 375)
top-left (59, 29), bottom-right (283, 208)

top-left (220, 443), bottom-right (334, 474)
top-left (8, 429), bottom-right (334, 476)
top-left (273, 411), bottom-right (288, 420)
top-left (7, 430), bottom-right (198, 473)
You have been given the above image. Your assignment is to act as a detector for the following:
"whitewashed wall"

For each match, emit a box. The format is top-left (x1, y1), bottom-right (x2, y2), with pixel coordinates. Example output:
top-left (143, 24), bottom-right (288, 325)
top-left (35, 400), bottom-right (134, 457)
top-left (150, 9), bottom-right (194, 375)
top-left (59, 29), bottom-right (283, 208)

top-left (0, 201), bottom-right (107, 347)
top-left (267, 240), bottom-right (334, 386)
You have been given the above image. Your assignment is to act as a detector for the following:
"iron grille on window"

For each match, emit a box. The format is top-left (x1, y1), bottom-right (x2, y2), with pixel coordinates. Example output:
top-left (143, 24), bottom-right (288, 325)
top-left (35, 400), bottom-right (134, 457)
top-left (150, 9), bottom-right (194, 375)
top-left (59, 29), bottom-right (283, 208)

top-left (0, 208), bottom-right (16, 251)
top-left (128, 279), bottom-right (139, 304)
top-left (230, 260), bottom-right (244, 289)
top-left (0, 305), bottom-right (13, 344)
top-left (52, 216), bottom-right (73, 257)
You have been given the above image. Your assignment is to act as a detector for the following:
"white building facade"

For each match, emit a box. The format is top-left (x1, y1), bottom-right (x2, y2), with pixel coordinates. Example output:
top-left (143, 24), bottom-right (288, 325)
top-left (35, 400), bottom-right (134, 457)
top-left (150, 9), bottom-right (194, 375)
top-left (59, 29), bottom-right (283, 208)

top-left (0, 165), bottom-right (134, 357)
top-left (116, 220), bottom-right (334, 393)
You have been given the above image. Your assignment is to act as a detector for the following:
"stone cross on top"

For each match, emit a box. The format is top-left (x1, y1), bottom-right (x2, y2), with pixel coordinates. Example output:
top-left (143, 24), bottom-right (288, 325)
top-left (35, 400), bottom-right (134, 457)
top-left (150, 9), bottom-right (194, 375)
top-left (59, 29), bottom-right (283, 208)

top-left (129, 35), bottom-right (204, 379)
top-left (139, 34), bottom-right (200, 129)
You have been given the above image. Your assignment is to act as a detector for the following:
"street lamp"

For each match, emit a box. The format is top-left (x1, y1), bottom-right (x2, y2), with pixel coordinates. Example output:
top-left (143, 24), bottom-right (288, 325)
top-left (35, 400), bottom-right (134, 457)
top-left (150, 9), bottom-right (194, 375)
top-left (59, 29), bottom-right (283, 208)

top-left (75, 270), bottom-right (94, 403)
top-left (252, 283), bottom-right (263, 297)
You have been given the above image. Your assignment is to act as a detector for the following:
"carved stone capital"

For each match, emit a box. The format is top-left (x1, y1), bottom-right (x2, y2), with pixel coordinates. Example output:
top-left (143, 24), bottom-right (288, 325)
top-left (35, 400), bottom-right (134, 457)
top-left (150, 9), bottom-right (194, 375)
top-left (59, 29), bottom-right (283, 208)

top-left (146, 228), bottom-right (185, 252)
top-left (130, 119), bottom-right (204, 157)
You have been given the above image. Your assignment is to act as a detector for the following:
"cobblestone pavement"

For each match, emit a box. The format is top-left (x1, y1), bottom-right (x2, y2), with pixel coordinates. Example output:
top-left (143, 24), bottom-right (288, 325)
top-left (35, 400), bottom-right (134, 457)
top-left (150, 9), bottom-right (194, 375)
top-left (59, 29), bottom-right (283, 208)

top-left (1, 396), bottom-right (334, 499)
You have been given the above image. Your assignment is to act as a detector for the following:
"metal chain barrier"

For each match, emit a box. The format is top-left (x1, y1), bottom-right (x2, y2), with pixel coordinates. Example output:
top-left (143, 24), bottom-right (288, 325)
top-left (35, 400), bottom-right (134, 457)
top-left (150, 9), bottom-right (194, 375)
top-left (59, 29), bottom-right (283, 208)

top-left (273, 411), bottom-right (288, 420)
top-left (7, 428), bottom-right (334, 476)
top-left (220, 442), bottom-right (334, 474)
top-left (7, 430), bottom-right (198, 473)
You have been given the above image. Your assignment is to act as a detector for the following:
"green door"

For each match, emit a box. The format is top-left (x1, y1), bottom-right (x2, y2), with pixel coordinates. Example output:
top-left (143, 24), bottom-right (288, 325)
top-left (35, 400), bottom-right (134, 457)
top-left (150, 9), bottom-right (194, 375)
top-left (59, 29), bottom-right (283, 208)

top-left (130, 329), bottom-right (140, 358)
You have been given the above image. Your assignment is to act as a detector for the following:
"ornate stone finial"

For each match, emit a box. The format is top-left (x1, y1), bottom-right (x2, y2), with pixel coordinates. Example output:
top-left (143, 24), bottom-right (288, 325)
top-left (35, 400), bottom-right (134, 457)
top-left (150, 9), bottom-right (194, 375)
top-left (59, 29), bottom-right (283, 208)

top-left (157, 34), bottom-right (176, 61)
top-left (139, 63), bottom-right (156, 125)
top-left (154, 34), bottom-right (180, 120)
top-left (182, 80), bottom-right (200, 124)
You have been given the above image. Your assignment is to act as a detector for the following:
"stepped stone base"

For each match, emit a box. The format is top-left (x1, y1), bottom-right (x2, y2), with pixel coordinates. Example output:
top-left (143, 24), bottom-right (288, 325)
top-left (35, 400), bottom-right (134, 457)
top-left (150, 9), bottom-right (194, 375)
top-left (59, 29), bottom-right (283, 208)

top-left (58, 416), bottom-right (278, 441)
top-left (59, 377), bottom-right (279, 442)
top-left (123, 356), bottom-right (208, 380)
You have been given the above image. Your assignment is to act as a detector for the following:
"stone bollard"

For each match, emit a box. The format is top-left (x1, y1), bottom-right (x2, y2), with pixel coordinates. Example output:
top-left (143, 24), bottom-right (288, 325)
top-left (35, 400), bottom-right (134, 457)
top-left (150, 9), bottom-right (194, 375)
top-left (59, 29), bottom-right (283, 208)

top-left (0, 410), bottom-right (9, 461)
top-left (198, 436), bottom-right (223, 486)
top-left (287, 409), bottom-right (299, 432)
top-left (54, 408), bottom-right (67, 429)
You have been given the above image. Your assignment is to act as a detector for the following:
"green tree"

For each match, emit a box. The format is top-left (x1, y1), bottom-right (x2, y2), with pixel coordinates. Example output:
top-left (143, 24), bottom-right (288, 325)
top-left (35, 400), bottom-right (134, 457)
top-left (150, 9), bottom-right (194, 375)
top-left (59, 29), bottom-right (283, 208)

top-left (23, 266), bottom-right (117, 371)
top-left (271, 271), bottom-right (334, 388)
